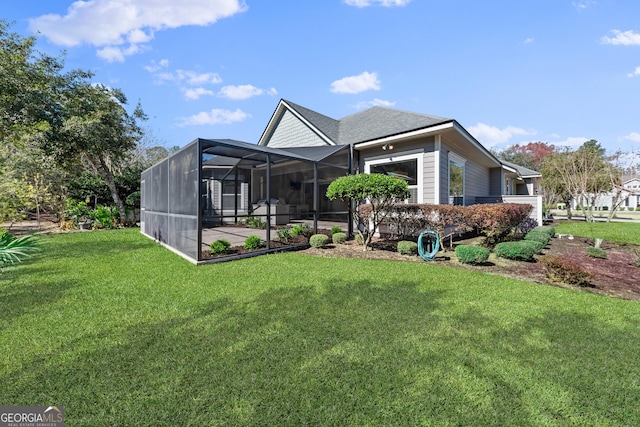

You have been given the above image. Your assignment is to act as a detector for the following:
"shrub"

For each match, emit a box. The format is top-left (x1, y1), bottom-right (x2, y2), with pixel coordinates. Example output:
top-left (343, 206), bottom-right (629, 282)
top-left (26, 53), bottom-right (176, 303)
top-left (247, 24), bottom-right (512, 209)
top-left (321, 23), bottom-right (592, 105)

top-left (397, 240), bottom-right (418, 256)
top-left (290, 223), bottom-right (312, 237)
top-left (465, 203), bottom-right (533, 246)
top-left (455, 245), bottom-right (490, 264)
top-left (330, 226), bottom-right (343, 235)
top-left (520, 240), bottom-right (545, 255)
top-left (277, 227), bottom-right (291, 243)
top-left (355, 234), bottom-right (364, 245)
top-left (243, 235), bottom-right (263, 250)
top-left (535, 226), bottom-right (556, 237)
top-left (494, 241), bottom-right (537, 262)
top-left (524, 230), bottom-right (550, 246)
top-left (246, 217), bottom-right (266, 229)
top-left (516, 217), bottom-right (538, 235)
top-left (210, 239), bottom-right (231, 255)
top-left (586, 247), bottom-right (607, 259)
top-left (309, 234), bottom-right (329, 248)
top-left (540, 256), bottom-right (592, 287)
top-left (332, 232), bottom-right (346, 244)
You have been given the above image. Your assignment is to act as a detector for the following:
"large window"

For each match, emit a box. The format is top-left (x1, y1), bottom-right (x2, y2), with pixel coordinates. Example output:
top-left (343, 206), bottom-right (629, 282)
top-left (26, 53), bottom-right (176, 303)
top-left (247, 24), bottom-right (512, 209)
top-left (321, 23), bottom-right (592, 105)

top-left (366, 154), bottom-right (421, 203)
top-left (449, 154), bottom-right (465, 205)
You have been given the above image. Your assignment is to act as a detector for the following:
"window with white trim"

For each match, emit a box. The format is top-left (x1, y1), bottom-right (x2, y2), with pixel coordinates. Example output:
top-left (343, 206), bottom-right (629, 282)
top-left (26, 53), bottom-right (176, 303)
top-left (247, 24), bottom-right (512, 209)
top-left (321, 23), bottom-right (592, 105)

top-left (365, 153), bottom-right (422, 203)
top-left (448, 152), bottom-right (465, 205)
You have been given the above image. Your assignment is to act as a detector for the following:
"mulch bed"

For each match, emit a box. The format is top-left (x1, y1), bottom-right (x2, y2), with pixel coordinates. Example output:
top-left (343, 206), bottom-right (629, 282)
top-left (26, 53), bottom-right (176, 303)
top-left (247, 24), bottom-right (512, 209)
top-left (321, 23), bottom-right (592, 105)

top-left (301, 235), bottom-right (640, 301)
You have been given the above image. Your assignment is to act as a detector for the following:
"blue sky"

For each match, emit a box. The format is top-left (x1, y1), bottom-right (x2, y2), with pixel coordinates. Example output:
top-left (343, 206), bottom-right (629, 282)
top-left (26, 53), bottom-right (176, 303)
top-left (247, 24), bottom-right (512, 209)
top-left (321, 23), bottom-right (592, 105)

top-left (5, 0), bottom-right (640, 162)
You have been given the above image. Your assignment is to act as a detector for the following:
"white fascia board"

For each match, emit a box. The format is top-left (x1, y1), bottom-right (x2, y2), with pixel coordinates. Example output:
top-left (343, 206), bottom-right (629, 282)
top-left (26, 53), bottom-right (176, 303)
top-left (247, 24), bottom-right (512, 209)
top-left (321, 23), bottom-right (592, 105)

top-left (280, 100), bottom-right (335, 146)
top-left (354, 122), bottom-right (455, 149)
top-left (452, 121), bottom-right (502, 167)
top-left (502, 164), bottom-right (518, 174)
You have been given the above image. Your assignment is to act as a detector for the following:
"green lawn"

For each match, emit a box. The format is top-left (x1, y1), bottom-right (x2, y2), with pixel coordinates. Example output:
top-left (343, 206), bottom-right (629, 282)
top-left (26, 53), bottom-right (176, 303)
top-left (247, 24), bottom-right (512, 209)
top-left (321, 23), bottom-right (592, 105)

top-left (554, 220), bottom-right (640, 245)
top-left (1, 229), bottom-right (639, 425)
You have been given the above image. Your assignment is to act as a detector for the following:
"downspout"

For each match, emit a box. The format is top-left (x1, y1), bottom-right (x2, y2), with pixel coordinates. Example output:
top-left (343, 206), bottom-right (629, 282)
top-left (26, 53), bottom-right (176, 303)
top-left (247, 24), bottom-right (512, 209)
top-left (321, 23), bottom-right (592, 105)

top-left (266, 154), bottom-right (271, 249)
top-left (434, 135), bottom-right (441, 204)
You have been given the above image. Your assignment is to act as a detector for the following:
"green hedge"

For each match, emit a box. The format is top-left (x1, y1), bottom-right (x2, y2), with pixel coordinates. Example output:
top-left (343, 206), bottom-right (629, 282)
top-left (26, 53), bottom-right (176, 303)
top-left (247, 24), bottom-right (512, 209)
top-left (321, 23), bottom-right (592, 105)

top-left (494, 241), bottom-right (538, 261)
top-left (455, 245), bottom-right (490, 265)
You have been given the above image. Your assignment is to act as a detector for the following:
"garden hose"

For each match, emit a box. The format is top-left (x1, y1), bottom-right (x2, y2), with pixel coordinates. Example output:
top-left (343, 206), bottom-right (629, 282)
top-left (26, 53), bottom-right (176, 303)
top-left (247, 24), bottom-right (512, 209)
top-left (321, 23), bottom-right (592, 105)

top-left (418, 230), bottom-right (440, 261)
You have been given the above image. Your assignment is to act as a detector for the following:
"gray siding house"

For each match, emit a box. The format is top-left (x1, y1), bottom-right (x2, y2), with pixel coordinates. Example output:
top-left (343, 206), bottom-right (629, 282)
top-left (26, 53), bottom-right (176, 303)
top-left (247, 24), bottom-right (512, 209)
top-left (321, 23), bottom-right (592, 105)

top-left (259, 100), bottom-right (543, 224)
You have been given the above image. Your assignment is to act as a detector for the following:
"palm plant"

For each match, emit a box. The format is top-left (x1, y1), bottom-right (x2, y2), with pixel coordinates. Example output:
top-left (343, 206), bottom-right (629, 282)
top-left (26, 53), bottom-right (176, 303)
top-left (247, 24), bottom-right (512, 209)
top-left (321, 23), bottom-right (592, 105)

top-left (0, 232), bottom-right (40, 267)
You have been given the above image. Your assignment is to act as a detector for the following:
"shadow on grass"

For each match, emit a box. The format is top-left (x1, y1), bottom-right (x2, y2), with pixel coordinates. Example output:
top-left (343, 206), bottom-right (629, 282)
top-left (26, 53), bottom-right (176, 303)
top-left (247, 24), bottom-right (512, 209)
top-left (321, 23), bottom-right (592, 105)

top-left (1, 280), bottom-right (638, 425)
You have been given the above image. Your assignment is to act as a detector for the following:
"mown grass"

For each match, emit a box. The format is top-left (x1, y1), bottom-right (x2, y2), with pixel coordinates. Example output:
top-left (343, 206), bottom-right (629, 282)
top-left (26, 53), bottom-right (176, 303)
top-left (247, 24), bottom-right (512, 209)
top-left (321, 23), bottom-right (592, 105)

top-left (1, 229), bottom-right (639, 425)
top-left (555, 220), bottom-right (640, 245)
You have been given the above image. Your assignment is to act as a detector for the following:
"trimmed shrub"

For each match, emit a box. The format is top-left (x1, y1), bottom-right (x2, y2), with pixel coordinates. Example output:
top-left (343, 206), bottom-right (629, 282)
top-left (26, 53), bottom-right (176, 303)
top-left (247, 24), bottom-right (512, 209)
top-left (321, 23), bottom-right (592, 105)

top-left (243, 235), bottom-right (263, 250)
top-left (355, 234), bottom-right (364, 245)
top-left (397, 240), bottom-right (418, 256)
top-left (540, 256), bottom-right (593, 287)
top-left (309, 234), bottom-right (329, 248)
top-left (332, 232), bottom-right (346, 244)
top-left (520, 239), bottom-right (545, 255)
top-left (524, 230), bottom-right (550, 246)
top-left (210, 238), bottom-right (231, 255)
top-left (586, 247), bottom-right (608, 259)
top-left (330, 226), bottom-right (343, 235)
top-left (494, 241), bottom-right (537, 262)
top-left (455, 245), bottom-right (490, 264)
top-left (535, 226), bottom-right (556, 237)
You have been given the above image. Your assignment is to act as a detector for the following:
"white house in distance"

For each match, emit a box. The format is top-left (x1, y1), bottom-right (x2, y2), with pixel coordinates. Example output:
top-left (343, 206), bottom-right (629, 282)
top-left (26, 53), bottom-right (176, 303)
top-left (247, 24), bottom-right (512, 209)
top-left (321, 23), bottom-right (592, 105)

top-left (572, 177), bottom-right (640, 211)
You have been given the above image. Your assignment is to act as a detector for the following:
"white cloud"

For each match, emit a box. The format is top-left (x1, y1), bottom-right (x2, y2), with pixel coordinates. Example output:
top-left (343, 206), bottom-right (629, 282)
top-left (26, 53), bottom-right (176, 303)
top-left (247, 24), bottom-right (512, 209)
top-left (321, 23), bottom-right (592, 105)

top-left (182, 87), bottom-right (215, 100)
top-left (550, 136), bottom-right (590, 148)
top-left (218, 85), bottom-right (278, 100)
top-left (468, 123), bottom-right (533, 148)
top-left (344, 0), bottom-right (411, 7)
top-left (177, 108), bottom-right (250, 126)
top-left (524, 38), bottom-right (534, 44)
top-left (622, 132), bottom-right (640, 143)
top-left (601, 30), bottom-right (640, 46)
top-left (627, 66), bottom-right (640, 78)
top-left (331, 71), bottom-right (381, 94)
top-left (353, 98), bottom-right (396, 109)
top-left (29, 0), bottom-right (247, 61)
top-left (144, 59), bottom-right (170, 73)
top-left (573, 1), bottom-right (596, 10)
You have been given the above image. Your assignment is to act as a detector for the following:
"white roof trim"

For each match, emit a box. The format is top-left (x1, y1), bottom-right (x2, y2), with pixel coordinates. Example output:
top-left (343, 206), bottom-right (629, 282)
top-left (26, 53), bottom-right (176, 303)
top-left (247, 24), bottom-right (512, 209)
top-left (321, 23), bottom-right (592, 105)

top-left (452, 121), bottom-right (502, 167)
top-left (354, 122), bottom-right (455, 149)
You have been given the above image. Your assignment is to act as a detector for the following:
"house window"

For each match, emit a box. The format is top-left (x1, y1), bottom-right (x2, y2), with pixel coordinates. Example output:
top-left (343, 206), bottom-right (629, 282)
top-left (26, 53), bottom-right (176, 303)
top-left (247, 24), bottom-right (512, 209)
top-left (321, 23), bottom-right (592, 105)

top-left (365, 153), bottom-right (422, 203)
top-left (449, 153), bottom-right (465, 205)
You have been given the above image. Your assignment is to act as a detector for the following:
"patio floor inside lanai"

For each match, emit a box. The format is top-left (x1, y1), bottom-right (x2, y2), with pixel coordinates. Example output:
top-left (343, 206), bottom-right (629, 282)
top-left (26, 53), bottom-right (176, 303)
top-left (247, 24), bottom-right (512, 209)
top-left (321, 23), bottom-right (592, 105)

top-left (201, 220), bottom-right (349, 251)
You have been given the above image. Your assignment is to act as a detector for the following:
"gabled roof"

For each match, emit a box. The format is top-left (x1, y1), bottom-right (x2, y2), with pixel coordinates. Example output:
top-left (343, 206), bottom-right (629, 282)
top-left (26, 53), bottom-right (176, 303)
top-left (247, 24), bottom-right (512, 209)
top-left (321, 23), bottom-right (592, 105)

top-left (338, 106), bottom-right (452, 145)
top-left (283, 100), bottom-right (340, 142)
top-left (501, 160), bottom-right (542, 178)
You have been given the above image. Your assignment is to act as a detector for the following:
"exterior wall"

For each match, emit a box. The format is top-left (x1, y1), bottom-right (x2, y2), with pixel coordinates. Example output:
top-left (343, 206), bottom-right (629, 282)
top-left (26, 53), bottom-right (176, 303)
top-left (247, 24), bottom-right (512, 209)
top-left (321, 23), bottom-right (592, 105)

top-left (489, 168), bottom-right (503, 196)
top-left (437, 148), bottom-right (448, 204)
top-left (265, 110), bottom-right (328, 148)
top-left (441, 142), bottom-right (490, 206)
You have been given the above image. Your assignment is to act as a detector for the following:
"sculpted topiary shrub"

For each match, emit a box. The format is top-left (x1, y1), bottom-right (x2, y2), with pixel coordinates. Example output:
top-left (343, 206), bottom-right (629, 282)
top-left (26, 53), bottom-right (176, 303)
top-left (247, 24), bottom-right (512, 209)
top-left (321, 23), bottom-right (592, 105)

top-left (455, 245), bottom-right (490, 265)
top-left (465, 203), bottom-right (533, 246)
top-left (327, 174), bottom-right (409, 251)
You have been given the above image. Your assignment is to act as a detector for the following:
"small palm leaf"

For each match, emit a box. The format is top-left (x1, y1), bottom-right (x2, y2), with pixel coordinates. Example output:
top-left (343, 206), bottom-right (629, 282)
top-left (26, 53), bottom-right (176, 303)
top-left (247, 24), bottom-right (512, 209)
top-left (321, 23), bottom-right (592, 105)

top-left (0, 233), bottom-right (41, 267)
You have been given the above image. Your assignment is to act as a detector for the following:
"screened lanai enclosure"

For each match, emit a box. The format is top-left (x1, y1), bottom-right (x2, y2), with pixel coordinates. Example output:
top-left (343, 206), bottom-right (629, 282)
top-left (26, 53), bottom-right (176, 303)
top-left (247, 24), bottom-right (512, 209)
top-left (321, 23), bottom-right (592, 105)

top-left (140, 138), bottom-right (352, 263)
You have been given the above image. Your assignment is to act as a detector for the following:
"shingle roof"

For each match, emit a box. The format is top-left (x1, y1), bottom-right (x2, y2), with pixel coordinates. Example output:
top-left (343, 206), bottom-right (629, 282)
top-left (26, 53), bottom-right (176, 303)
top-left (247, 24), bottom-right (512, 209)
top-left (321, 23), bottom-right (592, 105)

top-left (283, 100), bottom-right (452, 145)
top-left (501, 160), bottom-right (541, 177)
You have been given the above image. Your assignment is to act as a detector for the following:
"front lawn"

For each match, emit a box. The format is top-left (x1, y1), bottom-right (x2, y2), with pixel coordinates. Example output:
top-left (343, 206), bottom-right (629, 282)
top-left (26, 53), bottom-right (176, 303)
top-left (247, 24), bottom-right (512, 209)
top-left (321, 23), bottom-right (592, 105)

top-left (1, 229), bottom-right (639, 425)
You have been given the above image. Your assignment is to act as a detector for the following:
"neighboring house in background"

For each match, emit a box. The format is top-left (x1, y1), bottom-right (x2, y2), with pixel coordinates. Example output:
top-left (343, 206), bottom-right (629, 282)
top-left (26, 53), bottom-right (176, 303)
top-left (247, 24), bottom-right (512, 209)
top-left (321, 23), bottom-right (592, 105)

top-left (258, 99), bottom-right (543, 224)
top-left (570, 177), bottom-right (640, 211)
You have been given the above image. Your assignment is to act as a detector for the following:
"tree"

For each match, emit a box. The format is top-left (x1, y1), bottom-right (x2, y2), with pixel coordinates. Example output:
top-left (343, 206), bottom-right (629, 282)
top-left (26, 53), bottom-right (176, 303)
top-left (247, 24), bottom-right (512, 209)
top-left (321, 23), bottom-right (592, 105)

top-left (494, 141), bottom-right (556, 171)
top-left (541, 140), bottom-right (620, 222)
top-left (43, 83), bottom-right (147, 224)
top-left (326, 174), bottom-right (409, 251)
